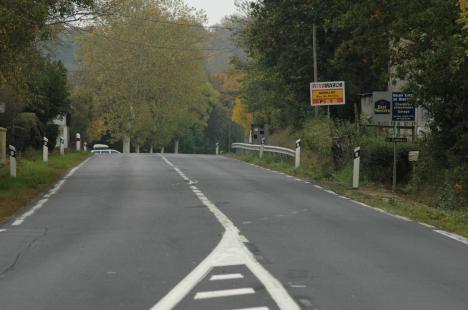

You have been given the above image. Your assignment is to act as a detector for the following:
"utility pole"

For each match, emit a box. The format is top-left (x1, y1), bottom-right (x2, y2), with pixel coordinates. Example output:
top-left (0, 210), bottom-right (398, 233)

top-left (313, 23), bottom-right (318, 118)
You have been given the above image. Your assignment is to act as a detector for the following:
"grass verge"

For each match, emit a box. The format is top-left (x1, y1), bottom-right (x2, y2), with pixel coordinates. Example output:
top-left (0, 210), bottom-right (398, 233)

top-left (0, 151), bottom-right (91, 223)
top-left (232, 152), bottom-right (468, 239)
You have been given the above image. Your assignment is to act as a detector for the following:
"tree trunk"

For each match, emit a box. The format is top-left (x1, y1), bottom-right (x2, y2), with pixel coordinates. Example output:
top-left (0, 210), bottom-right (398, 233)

top-left (123, 135), bottom-right (131, 154)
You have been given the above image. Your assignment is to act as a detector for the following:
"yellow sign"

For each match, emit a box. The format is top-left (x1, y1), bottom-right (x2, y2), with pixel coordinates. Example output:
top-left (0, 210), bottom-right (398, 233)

top-left (310, 81), bottom-right (346, 106)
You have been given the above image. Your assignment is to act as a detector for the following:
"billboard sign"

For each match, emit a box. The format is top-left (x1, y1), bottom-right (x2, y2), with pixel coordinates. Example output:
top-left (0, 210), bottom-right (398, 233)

top-left (392, 92), bottom-right (415, 121)
top-left (310, 81), bottom-right (345, 106)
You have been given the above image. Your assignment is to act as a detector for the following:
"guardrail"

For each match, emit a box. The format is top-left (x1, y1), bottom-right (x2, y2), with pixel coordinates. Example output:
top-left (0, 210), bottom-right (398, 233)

top-left (232, 139), bottom-right (301, 169)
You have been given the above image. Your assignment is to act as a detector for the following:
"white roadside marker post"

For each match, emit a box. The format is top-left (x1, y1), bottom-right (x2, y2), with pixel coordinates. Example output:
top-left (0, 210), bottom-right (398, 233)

top-left (295, 139), bottom-right (301, 169)
top-left (216, 142), bottom-right (219, 155)
top-left (84, 142), bottom-right (87, 151)
top-left (43, 137), bottom-right (48, 162)
top-left (260, 137), bottom-right (265, 159)
top-left (76, 133), bottom-right (81, 152)
top-left (353, 146), bottom-right (361, 189)
top-left (60, 137), bottom-right (65, 156)
top-left (9, 145), bottom-right (16, 177)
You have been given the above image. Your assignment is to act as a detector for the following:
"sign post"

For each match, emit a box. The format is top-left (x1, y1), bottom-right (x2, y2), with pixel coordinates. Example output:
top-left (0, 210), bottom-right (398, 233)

top-left (260, 137), bottom-right (265, 159)
top-left (353, 146), bottom-right (360, 189)
top-left (43, 137), bottom-right (48, 162)
top-left (392, 124), bottom-right (398, 192)
top-left (9, 145), bottom-right (16, 177)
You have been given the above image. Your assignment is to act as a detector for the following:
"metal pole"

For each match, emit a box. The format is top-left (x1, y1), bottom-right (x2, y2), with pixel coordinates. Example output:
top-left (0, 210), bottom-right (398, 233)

top-left (260, 137), bottom-right (265, 158)
top-left (313, 23), bottom-right (318, 118)
top-left (392, 123), bottom-right (397, 192)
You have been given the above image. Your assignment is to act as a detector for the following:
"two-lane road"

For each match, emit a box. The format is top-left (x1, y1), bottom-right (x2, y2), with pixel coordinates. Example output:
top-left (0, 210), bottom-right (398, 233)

top-left (0, 154), bottom-right (467, 310)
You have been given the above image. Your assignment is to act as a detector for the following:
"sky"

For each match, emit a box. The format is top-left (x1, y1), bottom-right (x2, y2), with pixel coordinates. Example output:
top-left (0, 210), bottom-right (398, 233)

top-left (185, 0), bottom-right (238, 25)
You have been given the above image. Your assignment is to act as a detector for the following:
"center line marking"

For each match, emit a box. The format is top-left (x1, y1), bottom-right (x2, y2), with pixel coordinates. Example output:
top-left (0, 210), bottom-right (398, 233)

top-left (194, 288), bottom-right (255, 300)
top-left (152, 155), bottom-right (300, 310)
top-left (210, 273), bottom-right (244, 281)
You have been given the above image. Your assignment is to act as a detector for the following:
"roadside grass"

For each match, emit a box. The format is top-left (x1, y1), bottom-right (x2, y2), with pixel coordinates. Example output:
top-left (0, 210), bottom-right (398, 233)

top-left (0, 151), bottom-right (91, 223)
top-left (232, 152), bottom-right (468, 239)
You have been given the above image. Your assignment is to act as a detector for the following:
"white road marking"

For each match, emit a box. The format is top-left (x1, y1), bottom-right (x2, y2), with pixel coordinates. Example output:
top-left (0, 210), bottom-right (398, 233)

top-left (210, 273), bottom-right (244, 281)
top-left (194, 288), bottom-right (255, 300)
top-left (153, 155), bottom-right (300, 310)
top-left (419, 222), bottom-right (435, 229)
top-left (434, 230), bottom-right (468, 245)
top-left (313, 185), bottom-right (323, 189)
top-left (233, 307), bottom-right (269, 310)
top-left (11, 157), bottom-right (91, 227)
top-left (0, 229), bottom-right (7, 233)
top-left (324, 190), bottom-right (337, 195)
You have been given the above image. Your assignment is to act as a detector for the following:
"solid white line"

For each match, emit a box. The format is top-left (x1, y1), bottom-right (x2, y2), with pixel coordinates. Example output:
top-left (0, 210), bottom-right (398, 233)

top-left (419, 222), bottom-right (435, 229)
top-left (194, 288), bottom-right (255, 300)
top-left (233, 307), bottom-right (269, 310)
top-left (313, 185), bottom-right (323, 189)
top-left (210, 273), bottom-right (244, 281)
top-left (11, 157), bottom-right (91, 227)
top-left (434, 230), bottom-right (468, 245)
top-left (0, 229), bottom-right (7, 233)
top-left (324, 190), bottom-right (337, 195)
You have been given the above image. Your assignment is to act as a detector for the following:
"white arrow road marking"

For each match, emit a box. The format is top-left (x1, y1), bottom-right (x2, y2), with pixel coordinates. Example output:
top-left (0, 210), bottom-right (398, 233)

top-left (151, 155), bottom-right (300, 310)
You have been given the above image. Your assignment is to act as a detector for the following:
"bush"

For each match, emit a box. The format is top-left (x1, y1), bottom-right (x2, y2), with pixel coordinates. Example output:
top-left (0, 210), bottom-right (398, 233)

top-left (360, 138), bottom-right (416, 184)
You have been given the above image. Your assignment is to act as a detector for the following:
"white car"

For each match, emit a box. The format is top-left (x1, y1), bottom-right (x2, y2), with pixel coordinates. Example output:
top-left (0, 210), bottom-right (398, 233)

top-left (91, 149), bottom-right (121, 154)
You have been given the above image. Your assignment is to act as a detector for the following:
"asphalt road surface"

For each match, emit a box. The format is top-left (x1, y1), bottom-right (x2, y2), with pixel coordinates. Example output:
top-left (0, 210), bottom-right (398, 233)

top-left (0, 154), bottom-right (467, 310)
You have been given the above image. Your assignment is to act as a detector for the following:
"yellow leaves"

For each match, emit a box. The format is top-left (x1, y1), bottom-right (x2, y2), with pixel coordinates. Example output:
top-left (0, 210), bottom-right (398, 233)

top-left (231, 97), bottom-right (252, 130)
top-left (86, 117), bottom-right (106, 143)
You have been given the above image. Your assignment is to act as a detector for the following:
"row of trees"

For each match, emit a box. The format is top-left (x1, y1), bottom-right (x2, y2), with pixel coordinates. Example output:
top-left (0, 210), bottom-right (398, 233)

top-left (73, 0), bottom-right (221, 152)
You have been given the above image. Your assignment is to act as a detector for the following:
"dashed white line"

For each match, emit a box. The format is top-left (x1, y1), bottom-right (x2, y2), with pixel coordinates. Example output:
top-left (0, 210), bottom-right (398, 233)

top-left (194, 288), bottom-right (255, 300)
top-left (210, 273), bottom-right (244, 281)
top-left (233, 307), bottom-right (269, 310)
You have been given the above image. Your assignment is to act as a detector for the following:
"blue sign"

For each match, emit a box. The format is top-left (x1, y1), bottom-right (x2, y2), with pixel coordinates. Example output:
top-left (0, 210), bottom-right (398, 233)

top-left (392, 92), bottom-right (415, 121)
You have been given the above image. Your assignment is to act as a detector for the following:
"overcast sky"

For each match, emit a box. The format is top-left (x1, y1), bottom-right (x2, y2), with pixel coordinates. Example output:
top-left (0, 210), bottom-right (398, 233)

top-left (185, 0), bottom-right (237, 25)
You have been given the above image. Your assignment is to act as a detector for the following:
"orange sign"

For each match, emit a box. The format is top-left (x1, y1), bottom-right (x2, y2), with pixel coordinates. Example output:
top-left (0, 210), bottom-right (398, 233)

top-left (310, 81), bottom-right (346, 106)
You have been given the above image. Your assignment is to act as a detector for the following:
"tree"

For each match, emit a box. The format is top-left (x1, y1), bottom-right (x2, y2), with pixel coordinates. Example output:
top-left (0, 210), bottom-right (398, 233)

top-left (76, 0), bottom-right (212, 152)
